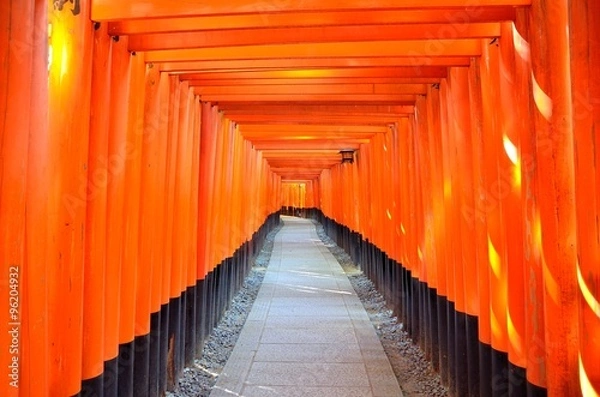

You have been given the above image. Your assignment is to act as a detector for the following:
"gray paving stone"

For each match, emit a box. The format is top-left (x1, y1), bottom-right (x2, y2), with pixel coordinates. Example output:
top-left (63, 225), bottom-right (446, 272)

top-left (254, 343), bottom-right (363, 362)
top-left (210, 217), bottom-right (402, 397)
top-left (246, 362), bottom-right (370, 387)
top-left (241, 385), bottom-right (374, 397)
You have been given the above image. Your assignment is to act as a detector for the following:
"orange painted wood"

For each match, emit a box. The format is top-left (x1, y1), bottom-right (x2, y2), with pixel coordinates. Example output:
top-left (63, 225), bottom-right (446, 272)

top-left (450, 66), bottom-right (478, 315)
top-left (109, 8), bottom-right (517, 35)
top-left (407, 115), bottom-right (420, 276)
top-left (511, 11), bottom-right (547, 386)
top-left (128, 23), bottom-right (500, 51)
top-left (47, 2), bottom-right (94, 393)
top-left (529, 1), bottom-right (579, 393)
top-left (251, 140), bottom-right (366, 150)
top-left (92, 0), bottom-right (530, 21)
top-left (241, 124), bottom-right (387, 134)
top-left (188, 96), bottom-right (201, 286)
top-left (21, 0), bottom-right (49, 394)
top-left (170, 81), bottom-right (191, 298)
top-left (161, 76), bottom-right (181, 301)
top-left (194, 84), bottom-right (428, 96)
top-left (150, 73), bottom-right (170, 313)
top-left (152, 72), bottom-right (171, 310)
top-left (182, 90), bottom-right (198, 288)
top-left (189, 79), bottom-right (439, 87)
top-left (230, 126), bottom-right (244, 249)
top-left (437, 79), bottom-right (458, 306)
top-left (1, 1), bottom-right (44, 395)
top-left (158, 57), bottom-right (468, 73)
top-left (423, 87), bottom-right (446, 290)
top-left (198, 104), bottom-right (219, 276)
top-left (388, 124), bottom-right (401, 262)
top-left (137, 63), bottom-right (162, 334)
top-left (478, 39), bottom-right (508, 354)
top-left (197, 94), bottom-right (417, 104)
top-left (120, 52), bottom-right (145, 343)
top-left (396, 119), bottom-right (411, 265)
top-left (425, 86), bottom-right (447, 296)
top-left (229, 116), bottom-right (402, 126)
top-left (178, 67), bottom-right (448, 81)
top-left (211, 113), bottom-right (225, 265)
top-left (144, 40), bottom-right (482, 63)
top-left (220, 105), bottom-right (414, 114)
top-left (570, 0), bottom-right (600, 393)
top-left (497, 22), bottom-right (526, 369)
top-left (414, 95), bottom-right (436, 288)
top-left (104, 36), bottom-right (131, 362)
top-left (467, 57), bottom-right (491, 345)
top-left (81, 23), bottom-right (112, 381)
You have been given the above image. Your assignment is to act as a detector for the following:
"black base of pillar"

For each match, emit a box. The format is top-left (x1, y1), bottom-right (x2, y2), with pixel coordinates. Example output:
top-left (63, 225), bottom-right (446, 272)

top-left (80, 372), bottom-right (104, 397)
top-left (491, 347), bottom-right (509, 397)
top-left (133, 334), bottom-right (150, 397)
top-left (158, 303), bottom-right (169, 394)
top-left (508, 362), bottom-right (527, 397)
top-left (148, 311), bottom-right (160, 397)
top-left (466, 314), bottom-right (480, 396)
top-left (454, 310), bottom-right (468, 396)
top-left (526, 380), bottom-right (548, 397)
top-left (117, 340), bottom-right (135, 397)
top-left (103, 356), bottom-right (119, 397)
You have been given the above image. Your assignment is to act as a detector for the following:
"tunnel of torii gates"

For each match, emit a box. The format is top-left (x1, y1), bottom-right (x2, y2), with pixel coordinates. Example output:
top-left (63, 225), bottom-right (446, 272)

top-left (0, 0), bottom-right (599, 396)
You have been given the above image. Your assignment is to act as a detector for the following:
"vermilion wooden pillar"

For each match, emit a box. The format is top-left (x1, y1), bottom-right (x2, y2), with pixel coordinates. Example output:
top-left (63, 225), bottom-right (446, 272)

top-left (511, 9), bottom-right (548, 394)
top-left (569, 1), bottom-right (600, 395)
top-left (529, 2), bottom-right (579, 394)
top-left (450, 66), bottom-right (480, 397)
top-left (497, 22), bottom-right (529, 395)
top-left (479, 38), bottom-right (513, 396)
top-left (112, 49), bottom-right (144, 397)
top-left (103, 34), bottom-right (131, 397)
top-left (426, 85), bottom-right (449, 378)
top-left (22, 0), bottom-right (49, 394)
top-left (1, 1), bottom-right (48, 396)
top-left (198, 104), bottom-right (218, 282)
top-left (144, 70), bottom-right (171, 397)
top-left (47, 0), bottom-right (94, 394)
top-left (81, 21), bottom-right (113, 395)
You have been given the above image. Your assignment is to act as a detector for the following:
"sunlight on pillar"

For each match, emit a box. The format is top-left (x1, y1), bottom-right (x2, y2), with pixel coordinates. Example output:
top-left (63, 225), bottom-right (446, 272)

top-left (48, 23), bottom-right (53, 71)
top-left (512, 23), bottom-right (531, 63)
top-left (444, 178), bottom-right (452, 199)
top-left (507, 310), bottom-right (524, 358)
top-left (488, 234), bottom-right (501, 279)
top-left (48, 15), bottom-right (70, 83)
top-left (503, 134), bottom-right (522, 187)
top-left (579, 354), bottom-right (600, 397)
top-left (502, 135), bottom-right (519, 165)
top-left (491, 308), bottom-right (503, 344)
top-left (531, 72), bottom-right (553, 121)
top-left (577, 262), bottom-right (600, 319)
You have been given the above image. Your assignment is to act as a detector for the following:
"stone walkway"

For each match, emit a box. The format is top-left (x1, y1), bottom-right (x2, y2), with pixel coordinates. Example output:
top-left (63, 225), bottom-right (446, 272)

top-left (211, 216), bottom-right (403, 397)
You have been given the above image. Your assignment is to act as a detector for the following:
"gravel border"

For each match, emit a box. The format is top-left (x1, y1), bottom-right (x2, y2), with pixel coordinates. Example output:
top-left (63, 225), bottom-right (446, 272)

top-left (168, 219), bottom-right (447, 397)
